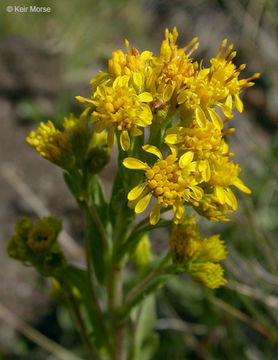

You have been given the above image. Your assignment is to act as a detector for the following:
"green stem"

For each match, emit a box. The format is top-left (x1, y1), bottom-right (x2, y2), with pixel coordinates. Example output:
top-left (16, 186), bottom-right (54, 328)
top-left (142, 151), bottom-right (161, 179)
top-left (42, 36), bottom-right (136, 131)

top-left (108, 262), bottom-right (126, 360)
top-left (132, 208), bottom-right (172, 233)
top-left (123, 252), bottom-right (171, 317)
top-left (85, 212), bottom-right (111, 352)
top-left (68, 294), bottom-right (100, 360)
top-left (87, 200), bottom-right (109, 252)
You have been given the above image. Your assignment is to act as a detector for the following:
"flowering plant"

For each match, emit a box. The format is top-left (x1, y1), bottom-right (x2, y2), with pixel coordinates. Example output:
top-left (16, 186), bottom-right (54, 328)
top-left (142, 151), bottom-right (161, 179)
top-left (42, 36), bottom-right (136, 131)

top-left (8, 27), bottom-right (259, 360)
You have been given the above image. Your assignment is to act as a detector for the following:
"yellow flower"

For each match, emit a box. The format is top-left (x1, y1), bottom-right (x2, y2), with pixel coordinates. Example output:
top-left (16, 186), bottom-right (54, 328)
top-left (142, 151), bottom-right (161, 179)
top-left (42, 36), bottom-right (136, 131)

top-left (169, 216), bottom-right (227, 288)
top-left (165, 120), bottom-right (236, 184)
top-left (76, 75), bottom-right (153, 151)
top-left (210, 39), bottom-right (260, 109)
top-left (146, 27), bottom-right (198, 107)
top-left (195, 235), bottom-right (227, 263)
top-left (165, 121), bottom-right (231, 160)
top-left (169, 217), bottom-right (202, 263)
top-left (177, 39), bottom-right (259, 128)
top-left (189, 262), bottom-right (227, 289)
top-left (108, 39), bottom-right (152, 77)
top-left (88, 40), bottom-right (153, 91)
top-left (177, 70), bottom-right (232, 129)
top-left (26, 121), bottom-right (70, 164)
top-left (206, 156), bottom-right (250, 210)
top-left (170, 216), bottom-right (227, 263)
top-left (194, 193), bottom-right (233, 222)
top-left (123, 145), bottom-right (204, 225)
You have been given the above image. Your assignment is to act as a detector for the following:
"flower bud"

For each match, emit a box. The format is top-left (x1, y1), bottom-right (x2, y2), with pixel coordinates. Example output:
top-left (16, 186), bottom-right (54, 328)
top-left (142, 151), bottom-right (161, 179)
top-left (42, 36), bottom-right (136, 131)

top-left (131, 234), bottom-right (152, 270)
top-left (27, 217), bottom-right (61, 253)
top-left (188, 262), bottom-right (227, 289)
top-left (86, 146), bottom-right (110, 174)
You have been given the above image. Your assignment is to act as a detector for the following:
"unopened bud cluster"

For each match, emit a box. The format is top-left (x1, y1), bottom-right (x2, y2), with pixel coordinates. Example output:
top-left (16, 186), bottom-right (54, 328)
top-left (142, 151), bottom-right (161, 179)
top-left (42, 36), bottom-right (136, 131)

top-left (7, 217), bottom-right (66, 276)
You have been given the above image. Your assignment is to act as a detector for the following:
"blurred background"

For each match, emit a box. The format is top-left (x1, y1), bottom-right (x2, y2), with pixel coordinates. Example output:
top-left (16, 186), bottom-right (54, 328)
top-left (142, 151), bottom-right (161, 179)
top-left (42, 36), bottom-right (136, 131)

top-left (0, 0), bottom-right (278, 359)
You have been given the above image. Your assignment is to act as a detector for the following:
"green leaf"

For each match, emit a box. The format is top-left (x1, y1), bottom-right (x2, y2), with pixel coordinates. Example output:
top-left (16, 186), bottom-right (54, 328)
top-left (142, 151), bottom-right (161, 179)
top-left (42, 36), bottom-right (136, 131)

top-left (86, 211), bottom-right (107, 284)
top-left (139, 333), bottom-right (159, 360)
top-left (58, 265), bottom-right (105, 347)
top-left (88, 176), bottom-right (109, 229)
top-left (130, 295), bottom-right (159, 360)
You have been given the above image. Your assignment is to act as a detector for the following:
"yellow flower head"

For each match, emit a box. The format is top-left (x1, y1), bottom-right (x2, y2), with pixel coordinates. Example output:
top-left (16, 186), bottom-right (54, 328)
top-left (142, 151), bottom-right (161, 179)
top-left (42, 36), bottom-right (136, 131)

top-left (123, 145), bottom-right (204, 225)
top-left (77, 76), bottom-right (153, 151)
top-left (189, 262), bottom-right (227, 289)
top-left (169, 217), bottom-right (202, 263)
top-left (210, 39), bottom-right (260, 107)
top-left (177, 71), bottom-right (232, 129)
top-left (165, 121), bottom-right (231, 160)
top-left (195, 234), bottom-right (227, 263)
top-left (26, 121), bottom-right (70, 164)
top-left (108, 39), bottom-right (152, 77)
top-left (147, 27), bottom-right (198, 106)
top-left (195, 193), bottom-right (235, 222)
top-left (207, 157), bottom-right (251, 210)
top-left (177, 40), bottom-right (259, 128)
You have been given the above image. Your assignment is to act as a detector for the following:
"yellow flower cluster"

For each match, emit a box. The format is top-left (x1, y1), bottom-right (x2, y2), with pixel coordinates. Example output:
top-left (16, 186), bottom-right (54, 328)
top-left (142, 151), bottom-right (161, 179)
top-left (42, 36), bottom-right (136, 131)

top-left (123, 145), bottom-right (204, 225)
top-left (170, 217), bottom-right (227, 289)
top-left (25, 27), bottom-right (258, 290)
top-left (26, 120), bottom-right (70, 164)
top-left (118, 27), bottom-right (257, 225)
top-left (76, 27), bottom-right (258, 153)
top-left (77, 76), bottom-right (153, 151)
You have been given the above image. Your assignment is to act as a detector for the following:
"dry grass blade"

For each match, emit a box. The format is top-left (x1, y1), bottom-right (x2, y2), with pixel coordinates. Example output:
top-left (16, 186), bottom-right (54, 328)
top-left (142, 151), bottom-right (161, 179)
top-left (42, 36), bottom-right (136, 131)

top-left (209, 295), bottom-right (278, 343)
top-left (0, 302), bottom-right (84, 360)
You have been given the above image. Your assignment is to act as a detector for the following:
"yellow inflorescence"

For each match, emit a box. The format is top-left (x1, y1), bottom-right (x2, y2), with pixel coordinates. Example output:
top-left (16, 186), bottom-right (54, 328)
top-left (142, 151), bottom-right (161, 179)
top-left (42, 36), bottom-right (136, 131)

top-left (170, 217), bottom-right (227, 289)
top-left (123, 145), bottom-right (204, 225)
top-left (190, 262), bottom-right (227, 289)
top-left (165, 121), bottom-right (229, 160)
top-left (26, 121), bottom-right (69, 163)
top-left (26, 27), bottom-right (258, 290)
top-left (195, 193), bottom-right (233, 222)
top-left (169, 217), bottom-right (202, 263)
top-left (77, 75), bottom-right (153, 151)
top-left (108, 40), bottom-right (152, 77)
top-left (74, 26), bottom-right (258, 156)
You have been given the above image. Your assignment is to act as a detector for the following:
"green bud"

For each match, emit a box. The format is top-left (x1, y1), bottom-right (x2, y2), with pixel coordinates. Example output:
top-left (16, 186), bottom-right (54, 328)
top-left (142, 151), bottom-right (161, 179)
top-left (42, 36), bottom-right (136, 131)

top-left (7, 236), bottom-right (30, 261)
top-left (15, 217), bottom-right (33, 242)
top-left (131, 234), bottom-right (152, 270)
top-left (43, 251), bottom-right (67, 275)
top-left (86, 146), bottom-right (110, 174)
top-left (64, 113), bottom-right (91, 168)
top-left (27, 217), bottom-right (62, 254)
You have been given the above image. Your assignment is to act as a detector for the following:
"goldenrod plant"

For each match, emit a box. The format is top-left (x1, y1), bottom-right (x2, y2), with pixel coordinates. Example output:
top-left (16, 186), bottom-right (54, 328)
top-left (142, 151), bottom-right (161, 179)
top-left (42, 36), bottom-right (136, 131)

top-left (8, 27), bottom-right (259, 360)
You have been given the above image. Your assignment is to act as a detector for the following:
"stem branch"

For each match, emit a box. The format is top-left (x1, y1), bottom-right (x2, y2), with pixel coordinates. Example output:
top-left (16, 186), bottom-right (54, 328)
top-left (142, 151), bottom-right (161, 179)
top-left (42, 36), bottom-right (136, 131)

top-left (124, 253), bottom-right (171, 315)
top-left (68, 294), bottom-right (100, 360)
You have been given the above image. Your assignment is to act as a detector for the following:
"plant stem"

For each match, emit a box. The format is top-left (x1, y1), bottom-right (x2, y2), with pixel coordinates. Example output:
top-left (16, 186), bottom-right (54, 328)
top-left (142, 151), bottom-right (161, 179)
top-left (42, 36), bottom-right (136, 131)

top-left (108, 262), bottom-right (126, 360)
top-left (88, 201), bottom-right (109, 252)
top-left (85, 213), bottom-right (111, 352)
top-left (123, 253), bottom-right (171, 317)
top-left (68, 294), bottom-right (100, 360)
